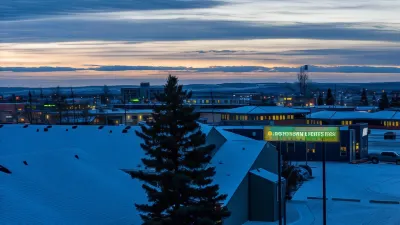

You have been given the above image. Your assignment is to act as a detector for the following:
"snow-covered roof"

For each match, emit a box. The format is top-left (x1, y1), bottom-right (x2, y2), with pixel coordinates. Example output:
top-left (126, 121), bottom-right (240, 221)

top-left (0, 124), bottom-right (267, 223)
top-left (219, 106), bottom-right (309, 115)
top-left (0, 142), bottom-right (145, 224)
top-left (249, 168), bottom-right (284, 183)
top-left (210, 128), bottom-right (267, 204)
top-left (307, 110), bottom-right (400, 120)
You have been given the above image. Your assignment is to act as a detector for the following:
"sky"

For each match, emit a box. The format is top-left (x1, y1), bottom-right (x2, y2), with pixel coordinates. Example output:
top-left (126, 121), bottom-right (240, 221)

top-left (1, 0), bottom-right (400, 87)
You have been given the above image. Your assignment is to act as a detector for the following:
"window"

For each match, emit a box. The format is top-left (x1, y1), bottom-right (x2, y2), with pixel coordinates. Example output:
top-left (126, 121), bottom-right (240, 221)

top-left (273, 115), bottom-right (276, 120)
top-left (356, 143), bottom-right (359, 150)
top-left (307, 143), bottom-right (316, 154)
top-left (260, 116), bottom-right (264, 121)
top-left (319, 121), bottom-right (322, 125)
top-left (384, 121), bottom-right (387, 126)
top-left (307, 120), bottom-right (310, 124)
top-left (381, 152), bottom-right (395, 157)
top-left (340, 146), bottom-right (347, 156)
top-left (397, 122), bottom-right (399, 127)
top-left (236, 115), bottom-right (239, 120)
top-left (205, 100), bottom-right (210, 104)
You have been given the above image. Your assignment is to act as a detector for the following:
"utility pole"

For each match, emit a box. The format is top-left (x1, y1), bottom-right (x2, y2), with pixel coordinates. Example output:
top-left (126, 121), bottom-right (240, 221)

top-left (124, 94), bottom-right (127, 125)
top-left (71, 87), bottom-right (76, 124)
top-left (28, 91), bottom-right (33, 124)
top-left (278, 141), bottom-right (282, 225)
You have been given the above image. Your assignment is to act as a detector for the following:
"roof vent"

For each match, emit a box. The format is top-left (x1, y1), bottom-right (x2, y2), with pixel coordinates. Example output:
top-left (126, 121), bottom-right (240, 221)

top-left (0, 165), bottom-right (11, 174)
top-left (242, 147), bottom-right (245, 150)
top-left (36, 129), bottom-right (39, 132)
top-left (125, 126), bottom-right (131, 130)
top-left (98, 125), bottom-right (104, 130)
top-left (122, 129), bottom-right (128, 133)
top-left (66, 129), bottom-right (68, 131)
top-left (109, 130), bottom-right (112, 133)
top-left (137, 164), bottom-right (142, 168)
top-left (23, 125), bottom-right (28, 128)
top-left (44, 128), bottom-right (48, 132)
top-left (74, 155), bottom-right (79, 159)
top-left (219, 161), bottom-right (223, 164)
top-left (0, 124), bottom-right (3, 128)
top-left (46, 125), bottom-right (52, 129)
top-left (226, 173), bottom-right (231, 176)
top-left (23, 161), bottom-right (28, 166)
top-left (72, 125), bottom-right (78, 129)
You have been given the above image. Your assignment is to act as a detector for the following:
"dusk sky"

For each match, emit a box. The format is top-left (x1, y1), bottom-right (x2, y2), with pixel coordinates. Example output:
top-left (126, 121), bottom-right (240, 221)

top-left (1, 0), bottom-right (400, 87)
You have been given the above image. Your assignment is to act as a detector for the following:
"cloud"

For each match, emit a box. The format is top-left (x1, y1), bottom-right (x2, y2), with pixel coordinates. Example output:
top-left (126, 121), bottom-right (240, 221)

top-left (2, 65), bottom-right (400, 73)
top-left (1, 0), bottom-right (222, 20)
top-left (185, 48), bottom-right (400, 65)
top-left (2, 19), bottom-right (400, 43)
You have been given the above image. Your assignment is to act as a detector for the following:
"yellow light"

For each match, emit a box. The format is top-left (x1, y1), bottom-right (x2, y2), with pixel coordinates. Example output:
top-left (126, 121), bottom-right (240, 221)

top-left (46, 115), bottom-right (50, 119)
top-left (139, 115), bottom-right (142, 120)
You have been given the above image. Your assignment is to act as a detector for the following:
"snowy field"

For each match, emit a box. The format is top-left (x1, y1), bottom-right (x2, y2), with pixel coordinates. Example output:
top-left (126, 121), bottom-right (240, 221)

top-left (293, 162), bottom-right (400, 225)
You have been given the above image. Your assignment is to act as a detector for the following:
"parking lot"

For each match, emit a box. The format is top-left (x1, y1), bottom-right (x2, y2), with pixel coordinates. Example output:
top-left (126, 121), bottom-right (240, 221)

top-left (292, 162), bottom-right (400, 225)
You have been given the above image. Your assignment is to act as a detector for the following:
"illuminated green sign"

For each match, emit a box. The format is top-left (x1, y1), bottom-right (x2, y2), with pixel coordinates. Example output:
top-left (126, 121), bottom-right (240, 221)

top-left (44, 104), bottom-right (56, 107)
top-left (264, 126), bottom-right (340, 142)
top-left (130, 98), bottom-right (140, 103)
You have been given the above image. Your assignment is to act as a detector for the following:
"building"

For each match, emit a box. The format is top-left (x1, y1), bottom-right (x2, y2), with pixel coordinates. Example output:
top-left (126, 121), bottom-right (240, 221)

top-left (0, 124), bottom-right (283, 225)
top-left (199, 106), bottom-right (309, 125)
top-left (306, 110), bottom-right (400, 129)
top-left (221, 123), bottom-right (369, 162)
top-left (120, 83), bottom-right (164, 103)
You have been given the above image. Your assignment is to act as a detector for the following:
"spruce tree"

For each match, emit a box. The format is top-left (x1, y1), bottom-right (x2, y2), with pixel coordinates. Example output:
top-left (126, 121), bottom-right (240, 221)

top-left (131, 75), bottom-right (230, 225)
top-left (372, 93), bottom-right (377, 106)
top-left (325, 88), bottom-right (335, 105)
top-left (360, 88), bottom-right (368, 106)
top-left (379, 92), bottom-right (389, 110)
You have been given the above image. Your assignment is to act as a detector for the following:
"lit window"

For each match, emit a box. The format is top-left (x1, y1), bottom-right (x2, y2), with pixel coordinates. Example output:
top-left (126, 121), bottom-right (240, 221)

top-left (273, 115), bottom-right (276, 120)
top-left (356, 143), bottom-right (359, 150)
top-left (205, 100), bottom-right (210, 104)
top-left (269, 116), bottom-right (271, 120)
top-left (397, 122), bottom-right (399, 127)
top-left (307, 120), bottom-right (309, 124)
top-left (320, 121), bottom-right (322, 125)
top-left (384, 121), bottom-right (387, 126)
top-left (236, 115), bottom-right (239, 120)
top-left (340, 146), bottom-right (347, 156)
top-left (260, 116), bottom-right (264, 121)
top-left (244, 115), bottom-right (248, 120)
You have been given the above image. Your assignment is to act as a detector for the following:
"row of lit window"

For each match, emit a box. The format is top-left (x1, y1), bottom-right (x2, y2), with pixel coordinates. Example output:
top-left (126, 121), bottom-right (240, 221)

top-left (307, 120), bottom-right (322, 125)
top-left (221, 114), bottom-right (295, 121)
top-left (341, 121), bottom-right (353, 125)
top-left (383, 121), bottom-right (400, 127)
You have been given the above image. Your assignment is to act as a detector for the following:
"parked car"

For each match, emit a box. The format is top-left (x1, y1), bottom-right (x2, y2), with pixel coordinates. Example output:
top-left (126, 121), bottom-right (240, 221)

top-left (368, 151), bottom-right (400, 165)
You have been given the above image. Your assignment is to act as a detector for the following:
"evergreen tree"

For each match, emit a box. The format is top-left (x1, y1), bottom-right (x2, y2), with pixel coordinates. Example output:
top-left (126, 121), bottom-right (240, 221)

top-left (317, 92), bottom-right (324, 106)
top-left (379, 92), bottom-right (390, 110)
top-left (340, 94), bottom-right (344, 106)
top-left (325, 88), bottom-right (335, 105)
top-left (360, 88), bottom-right (369, 106)
top-left (372, 93), bottom-right (377, 106)
top-left (131, 75), bottom-right (230, 225)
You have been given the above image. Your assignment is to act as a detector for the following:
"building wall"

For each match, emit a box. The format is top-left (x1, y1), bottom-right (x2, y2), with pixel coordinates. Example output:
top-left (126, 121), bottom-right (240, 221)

top-left (225, 126), bottom-right (367, 162)
top-left (224, 175), bottom-right (249, 225)
top-left (199, 112), bottom-right (221, 124)
top-left (249, 173), bottom-right (276, 222)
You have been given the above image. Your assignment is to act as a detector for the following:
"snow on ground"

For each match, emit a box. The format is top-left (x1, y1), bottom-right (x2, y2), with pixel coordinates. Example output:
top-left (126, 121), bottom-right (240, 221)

top-left (293, 162), bottom-right (400, 225)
